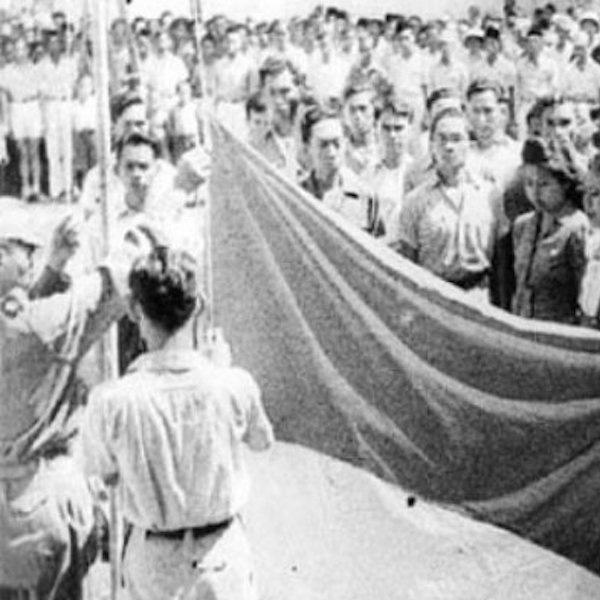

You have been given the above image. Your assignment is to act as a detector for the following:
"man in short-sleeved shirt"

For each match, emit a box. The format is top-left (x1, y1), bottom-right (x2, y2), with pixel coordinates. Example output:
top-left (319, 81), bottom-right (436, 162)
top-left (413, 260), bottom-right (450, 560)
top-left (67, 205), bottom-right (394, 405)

top-left (394, 108), bottom-right (506, 297)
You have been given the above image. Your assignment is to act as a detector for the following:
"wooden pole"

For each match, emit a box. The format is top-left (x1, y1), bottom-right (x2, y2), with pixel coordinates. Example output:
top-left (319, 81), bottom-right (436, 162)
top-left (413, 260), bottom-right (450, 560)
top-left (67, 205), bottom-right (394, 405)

top-left (190, 0), bottom-right (215, 334)
top-left (90, 2), bottom-right (121, 600)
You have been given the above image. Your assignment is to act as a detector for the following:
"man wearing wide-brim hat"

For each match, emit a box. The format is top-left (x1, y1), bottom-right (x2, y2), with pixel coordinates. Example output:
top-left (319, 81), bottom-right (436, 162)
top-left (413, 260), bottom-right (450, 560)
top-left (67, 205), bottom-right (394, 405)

top-left (0, 206), bottom-right (161, 599)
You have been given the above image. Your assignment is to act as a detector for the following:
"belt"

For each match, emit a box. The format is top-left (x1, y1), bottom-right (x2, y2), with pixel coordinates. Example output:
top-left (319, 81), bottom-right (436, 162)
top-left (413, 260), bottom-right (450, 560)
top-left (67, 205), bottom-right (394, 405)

top-left (449, 270), bottom-right (489, 291)
top-left (144, 517), bottom-right (234, 541)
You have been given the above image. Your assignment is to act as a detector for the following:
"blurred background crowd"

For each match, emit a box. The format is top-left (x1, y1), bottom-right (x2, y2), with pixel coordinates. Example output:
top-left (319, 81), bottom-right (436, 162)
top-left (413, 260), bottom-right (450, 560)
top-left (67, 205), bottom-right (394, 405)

top-left (2, 1), bottom-right (600, 326)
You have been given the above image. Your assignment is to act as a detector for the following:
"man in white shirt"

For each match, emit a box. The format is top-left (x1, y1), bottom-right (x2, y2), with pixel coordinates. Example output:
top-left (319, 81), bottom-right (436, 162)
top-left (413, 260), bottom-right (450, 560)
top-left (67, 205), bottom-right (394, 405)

top-left (516, 27), bottom-right (560, 138)
top-left (466, 78), bottom-right (522, 190)
top-left (214, 25), bottom-right (257, 133)
top-left (38, 31), bottom-right (77, 202)
top-left (382, 24), bottom-right (427, 133)
top-left (428, 30), bottom-right (469, 100)
top-left (3, 36), bottom-right (43, 201)
top-left (560, 32), bottom-right (600, 103)
top-left (306, 31), bottom-right (351, 106)
top-left (147, 31), bottom-right (189, 125)
top-left (83, 247), bottom-right (273, 600)
top-left (373, 97), bottom-right (415, 244)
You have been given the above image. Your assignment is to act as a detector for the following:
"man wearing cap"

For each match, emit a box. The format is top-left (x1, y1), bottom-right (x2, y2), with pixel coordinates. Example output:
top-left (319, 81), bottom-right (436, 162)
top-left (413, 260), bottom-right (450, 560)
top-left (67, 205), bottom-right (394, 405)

top-left (0, 207), bottom-right (158, 599)
top-left (463, 28), bottom-right (486, 83)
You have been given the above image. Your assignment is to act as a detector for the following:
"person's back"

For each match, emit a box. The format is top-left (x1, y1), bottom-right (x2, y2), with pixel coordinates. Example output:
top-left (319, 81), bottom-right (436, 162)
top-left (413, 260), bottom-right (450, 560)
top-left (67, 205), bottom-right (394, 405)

top-left (83, 246), bottom-right (273, 600)
top-left (86, 352), bottom-right (271, 531)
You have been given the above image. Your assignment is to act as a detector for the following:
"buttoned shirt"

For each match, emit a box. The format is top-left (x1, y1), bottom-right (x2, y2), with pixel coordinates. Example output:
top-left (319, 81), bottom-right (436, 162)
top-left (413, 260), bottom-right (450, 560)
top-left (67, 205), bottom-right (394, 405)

top-left (512, 208), bottom-right (589, 323)
top-left (306, 53), bottom-right (351, 103)
top-left (147, 53), bottom-right (189, 104)
top-left (82, 350), bottom-right (273, 531)
top-left (301, 166), bottom-right (381, 235)
top-left (397, 168), bottom-right (506, 282)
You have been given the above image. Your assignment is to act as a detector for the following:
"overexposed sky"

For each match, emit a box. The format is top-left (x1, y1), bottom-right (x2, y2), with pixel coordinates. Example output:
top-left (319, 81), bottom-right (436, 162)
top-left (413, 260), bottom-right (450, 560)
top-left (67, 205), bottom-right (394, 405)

top-left (112, 0), bottom-right (505, 21)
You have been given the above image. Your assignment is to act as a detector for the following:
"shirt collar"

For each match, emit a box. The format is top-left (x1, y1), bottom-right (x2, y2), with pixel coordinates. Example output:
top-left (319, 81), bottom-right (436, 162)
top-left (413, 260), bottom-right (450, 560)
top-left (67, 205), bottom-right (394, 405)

top-left (127, 349), bottom-right (209, 374)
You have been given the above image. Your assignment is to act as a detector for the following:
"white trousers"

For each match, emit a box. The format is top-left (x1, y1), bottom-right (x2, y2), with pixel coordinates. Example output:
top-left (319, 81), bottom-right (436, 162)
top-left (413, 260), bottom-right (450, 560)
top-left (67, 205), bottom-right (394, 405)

top-left (122, 517), bottom-right (258, 600)
top-left (44, 100), bottom-right (73, 198)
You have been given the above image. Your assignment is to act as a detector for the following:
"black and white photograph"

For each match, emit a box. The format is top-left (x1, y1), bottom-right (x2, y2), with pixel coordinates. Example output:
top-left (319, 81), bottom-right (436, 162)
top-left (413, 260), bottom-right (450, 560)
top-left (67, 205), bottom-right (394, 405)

top-left (1, 0), bottom-right (600, 598)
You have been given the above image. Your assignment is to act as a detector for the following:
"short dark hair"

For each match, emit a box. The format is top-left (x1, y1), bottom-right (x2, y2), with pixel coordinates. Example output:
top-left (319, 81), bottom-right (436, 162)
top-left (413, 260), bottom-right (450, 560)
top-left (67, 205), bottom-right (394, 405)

top-left (377, 96), bottom-right (414, 122)
top-left (116, 96), bottom-right (146, 121)
top-left (430, 107), bottom-right (467, 138)
top-left (466, 78), bottom-right (504, 101)
top-left (116, 132), bottom-right (161, 160)
top-left (129, 246), bottom-right (200, 333)
top-left (246, 93), bottom-right (268, 119)
top-left (343, 78), bottom-right (375, 103)
top-left (259, 55), bottom-right (290, 86)
top-left (300, 104), bottom-right (341, 144)
top-left (426, 87), bottom-right (459, 113)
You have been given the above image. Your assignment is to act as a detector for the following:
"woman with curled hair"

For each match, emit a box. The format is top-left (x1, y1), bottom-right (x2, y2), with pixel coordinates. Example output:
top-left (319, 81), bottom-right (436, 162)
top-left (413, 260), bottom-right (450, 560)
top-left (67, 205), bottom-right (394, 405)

top-left (82, 246), bottom-right (274, 600)
top-left (511, 138), bottom-right (590, 324)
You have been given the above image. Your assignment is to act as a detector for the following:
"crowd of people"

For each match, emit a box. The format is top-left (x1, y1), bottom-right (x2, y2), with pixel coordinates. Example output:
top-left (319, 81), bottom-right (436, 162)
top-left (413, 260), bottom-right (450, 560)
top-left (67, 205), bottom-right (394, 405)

top-left (3, 3), bottom-right (600, 326)
top-left (4, 1), bottom-right (600, 600)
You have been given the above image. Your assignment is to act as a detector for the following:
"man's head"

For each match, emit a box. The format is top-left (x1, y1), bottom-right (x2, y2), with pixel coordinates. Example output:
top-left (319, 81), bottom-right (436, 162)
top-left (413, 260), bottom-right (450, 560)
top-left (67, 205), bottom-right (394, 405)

top-left (393, 24), bottom-right (415, 55)
top-left (464, 29), bottom-right (484, 54)
top-left (526, 27), bottom-right (544, 57)
top-left (246, 93), bottom-right (271, 143)
top-left (267, 21), bottom-right (287, 51)
top-left (129, 246), bottom-right (200, 337)
top-left (47, 31), bottom-right (61, 60)
top-left (117, 133), bottom-right (160, 211)
top-left (259, 58), bottom-right (298, 133)
top-left (430, 107), bottom-right (470, 174)
top-left (377, 97), bottom-right (414, 159)
top-left (343, 80), bottom-right (376, 140)
top-left (14, 36), bottom-right (28, 62)
top-left (546, 100), bottom-right (577, 146)
top-left (467, 78), bottom-right (504, 144)
top-left (225, 25), bottom-right (242, 56)
top-left (426, 87), bottom-right (462, 122)
top-left (0, 208), bottom-right (42, 295)
top-left (483, 26), bottom-right (502, 58)
top-left (301, 105), bottom-right (344, 177)
top-left (155, 31), bottom-right (173, 55)
top-left (115, 98), bottom-right (149, 140)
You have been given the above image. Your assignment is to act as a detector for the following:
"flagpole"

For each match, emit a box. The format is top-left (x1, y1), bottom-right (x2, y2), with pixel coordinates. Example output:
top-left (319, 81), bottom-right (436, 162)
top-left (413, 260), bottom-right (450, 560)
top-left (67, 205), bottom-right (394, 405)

top-left (90, 2), bottom-right (121, 600)
top-left (190, 0), bottom-right (215, 334)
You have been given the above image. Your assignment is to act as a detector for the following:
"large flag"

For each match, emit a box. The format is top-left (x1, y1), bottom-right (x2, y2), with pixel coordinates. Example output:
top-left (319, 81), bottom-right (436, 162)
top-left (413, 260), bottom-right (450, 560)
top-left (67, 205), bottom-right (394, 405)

top-left (210, 121), bottom-right (600, 573)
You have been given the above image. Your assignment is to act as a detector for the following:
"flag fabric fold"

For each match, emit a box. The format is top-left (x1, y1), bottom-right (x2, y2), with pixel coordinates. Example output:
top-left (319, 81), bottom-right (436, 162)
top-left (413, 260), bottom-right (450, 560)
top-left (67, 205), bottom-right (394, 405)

top-left (210, 121), bottom-right (600, 571)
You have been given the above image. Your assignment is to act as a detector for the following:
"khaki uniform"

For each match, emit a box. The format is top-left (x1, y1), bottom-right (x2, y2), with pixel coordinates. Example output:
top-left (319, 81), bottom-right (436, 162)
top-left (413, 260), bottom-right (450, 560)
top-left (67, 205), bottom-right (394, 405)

top-left (0, 267), bottom-right (124, 599)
